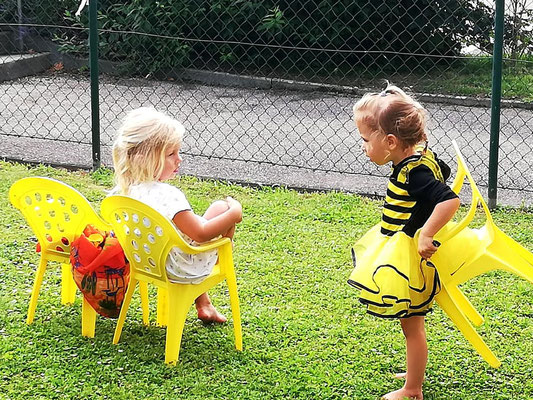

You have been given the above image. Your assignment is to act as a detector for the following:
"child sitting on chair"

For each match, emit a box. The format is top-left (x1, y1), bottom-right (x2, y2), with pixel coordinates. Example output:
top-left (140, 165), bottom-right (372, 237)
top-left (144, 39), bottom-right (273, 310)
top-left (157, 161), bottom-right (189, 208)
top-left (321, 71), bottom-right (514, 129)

top-left (112, 107), bottom-right (242, 323)
top-left (347, 85), bottom-right (460, 400)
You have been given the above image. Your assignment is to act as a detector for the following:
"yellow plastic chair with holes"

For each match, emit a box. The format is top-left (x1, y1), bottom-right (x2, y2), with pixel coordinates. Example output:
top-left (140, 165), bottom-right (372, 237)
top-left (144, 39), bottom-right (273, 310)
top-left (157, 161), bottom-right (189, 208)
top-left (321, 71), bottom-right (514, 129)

top-left (9, 177), bottom-right (149, 337)
top-left (100, 195), bottom-right (242, 365)
top-left (431, 140), bottom-right (533, 367)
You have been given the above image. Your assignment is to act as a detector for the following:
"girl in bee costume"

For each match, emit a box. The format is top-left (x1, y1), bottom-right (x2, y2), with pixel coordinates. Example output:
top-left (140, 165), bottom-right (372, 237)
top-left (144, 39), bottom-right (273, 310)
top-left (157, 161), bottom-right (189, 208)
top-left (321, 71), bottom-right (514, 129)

top-left (348, 85), bottom-right (460, 400)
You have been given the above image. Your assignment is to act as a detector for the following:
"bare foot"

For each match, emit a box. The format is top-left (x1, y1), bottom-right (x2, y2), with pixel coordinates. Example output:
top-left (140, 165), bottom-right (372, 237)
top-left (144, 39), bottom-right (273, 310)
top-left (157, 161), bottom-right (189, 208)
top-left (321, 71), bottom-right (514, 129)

top-left (381, 387), bottom-right (422, 400)
top-left (394, 372), bottom-right (407, 379)
top-left (197, 304), bottom-right (227, 323)
top-left (195, 293), bottom-right (227, 323)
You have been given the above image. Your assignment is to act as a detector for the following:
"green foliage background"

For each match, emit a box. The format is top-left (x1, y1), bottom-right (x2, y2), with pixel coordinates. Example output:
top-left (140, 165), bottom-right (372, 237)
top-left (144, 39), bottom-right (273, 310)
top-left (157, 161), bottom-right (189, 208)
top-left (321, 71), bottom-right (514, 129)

top-left (9, 0), bottom-right (495, 75)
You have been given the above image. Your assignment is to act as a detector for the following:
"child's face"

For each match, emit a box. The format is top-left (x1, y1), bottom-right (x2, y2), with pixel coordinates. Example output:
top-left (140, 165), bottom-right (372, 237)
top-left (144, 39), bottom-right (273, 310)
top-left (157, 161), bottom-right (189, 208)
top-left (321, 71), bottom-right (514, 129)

top-left (357, 121), bottom-right (390, 165)
top-left (159, 145), bottom-right (182, 181)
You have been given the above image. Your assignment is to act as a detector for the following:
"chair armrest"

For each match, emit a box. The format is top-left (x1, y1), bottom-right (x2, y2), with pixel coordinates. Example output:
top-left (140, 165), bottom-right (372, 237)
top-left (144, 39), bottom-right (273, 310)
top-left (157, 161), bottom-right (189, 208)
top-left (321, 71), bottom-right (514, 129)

top-left (187, 236), bottom-right (232, 254)
top-left (436, 140), bottom-right (495, 244)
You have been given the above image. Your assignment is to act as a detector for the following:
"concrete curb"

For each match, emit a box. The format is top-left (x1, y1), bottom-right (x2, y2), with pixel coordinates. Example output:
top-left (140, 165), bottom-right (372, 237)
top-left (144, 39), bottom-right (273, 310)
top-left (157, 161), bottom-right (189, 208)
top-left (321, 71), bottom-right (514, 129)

top-left (180, 68), bottom-right (533, 110)
top-left (0, 52), bottom-right (53, 82)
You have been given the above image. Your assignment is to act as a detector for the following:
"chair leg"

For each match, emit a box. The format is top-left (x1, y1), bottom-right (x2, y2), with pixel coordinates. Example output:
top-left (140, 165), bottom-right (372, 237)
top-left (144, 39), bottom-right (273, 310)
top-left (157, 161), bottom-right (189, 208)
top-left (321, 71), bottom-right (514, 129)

top-left (452, 227), bottom-right (533, 286)
top-left (113, 278), bottom-right (137, 344)
top-left (27, 257), bottom-right (48, 324)
top-left (446, 285), bottom-right (484, 327)
top-left (456, 249), bottom-right (533, 287)
top-left (156, 287), bottom-right (168, 327)
top-left (436, 287), bottom-right (500, 368)
top-left (226, 268), bottom-right (243, 351)
top-left (61, 262), bottom-right (77, 305)
top-left (488, 229), bottom-right (533, 285)
top-left (81, 297), bottom-right (97, 338)
top-left (139, 281), bottom-right (149, 326)
top-left (164, 286), bottom-right (189, 365)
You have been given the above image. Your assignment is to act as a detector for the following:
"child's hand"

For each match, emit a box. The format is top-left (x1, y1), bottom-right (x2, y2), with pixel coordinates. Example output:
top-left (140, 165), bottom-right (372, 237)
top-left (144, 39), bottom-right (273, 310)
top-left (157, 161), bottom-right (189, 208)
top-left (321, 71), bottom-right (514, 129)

top-left (417, 232), bottom-right (439, 259)
top-left (225, 196), bottom-right (243, 223)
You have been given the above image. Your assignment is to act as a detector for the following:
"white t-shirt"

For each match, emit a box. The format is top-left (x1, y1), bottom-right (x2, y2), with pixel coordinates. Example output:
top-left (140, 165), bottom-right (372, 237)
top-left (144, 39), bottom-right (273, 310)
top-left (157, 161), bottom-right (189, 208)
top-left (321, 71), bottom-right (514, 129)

top-left (125, 181), bottom-right (218, 284)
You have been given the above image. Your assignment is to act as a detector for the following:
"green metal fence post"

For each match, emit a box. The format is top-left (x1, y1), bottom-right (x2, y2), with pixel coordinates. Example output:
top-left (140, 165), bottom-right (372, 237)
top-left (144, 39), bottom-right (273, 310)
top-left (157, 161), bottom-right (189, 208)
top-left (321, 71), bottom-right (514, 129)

top-left (488, 0), bottom-right (505, 209)
top-left (89, 0), bottom-right (101, 171)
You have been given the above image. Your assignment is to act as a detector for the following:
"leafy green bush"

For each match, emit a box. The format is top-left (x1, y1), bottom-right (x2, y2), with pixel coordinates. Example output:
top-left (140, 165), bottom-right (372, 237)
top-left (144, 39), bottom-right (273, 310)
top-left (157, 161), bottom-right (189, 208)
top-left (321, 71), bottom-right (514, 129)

top-left (33, 1), bottom-right (496, 75)
top-left (0, 0), bottom-right (17, 25)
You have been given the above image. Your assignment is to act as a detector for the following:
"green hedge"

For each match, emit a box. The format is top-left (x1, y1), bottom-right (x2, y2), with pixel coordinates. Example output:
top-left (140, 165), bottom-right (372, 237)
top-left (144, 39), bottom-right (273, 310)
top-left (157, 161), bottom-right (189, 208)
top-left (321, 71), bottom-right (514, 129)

top-left (11, 0), bottom-right (495, 76)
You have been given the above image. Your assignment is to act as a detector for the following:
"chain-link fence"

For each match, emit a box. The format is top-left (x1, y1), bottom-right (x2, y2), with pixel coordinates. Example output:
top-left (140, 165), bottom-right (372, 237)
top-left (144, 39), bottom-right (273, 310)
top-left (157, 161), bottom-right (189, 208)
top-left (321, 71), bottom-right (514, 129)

top-left (1, 0), bottom-right (532, 205)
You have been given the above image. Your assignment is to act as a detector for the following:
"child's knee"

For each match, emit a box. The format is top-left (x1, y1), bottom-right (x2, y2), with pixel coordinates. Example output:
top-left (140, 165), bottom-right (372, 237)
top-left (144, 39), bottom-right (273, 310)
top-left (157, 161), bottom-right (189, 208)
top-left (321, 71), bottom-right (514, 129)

top-left (211, 200), bottom-right (230, 214)
top-left (400, 316), bottom-right (425, 337)
top-left (203, 200), bottom-right (230, 219)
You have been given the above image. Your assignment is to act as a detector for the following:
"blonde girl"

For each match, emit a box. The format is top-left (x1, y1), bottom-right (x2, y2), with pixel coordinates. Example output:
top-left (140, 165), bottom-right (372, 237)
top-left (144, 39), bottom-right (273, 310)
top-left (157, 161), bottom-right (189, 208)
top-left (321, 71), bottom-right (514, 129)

top-left (112, 107), bottom-right (242, 323)
top-left (348, 85), bottom-right (460, 400)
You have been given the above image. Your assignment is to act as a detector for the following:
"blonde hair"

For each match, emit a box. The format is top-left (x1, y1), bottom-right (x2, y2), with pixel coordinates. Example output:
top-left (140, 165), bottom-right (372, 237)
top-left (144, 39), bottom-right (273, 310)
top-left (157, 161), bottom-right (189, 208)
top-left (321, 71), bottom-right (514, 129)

top-left (112, 107), bottom-right (185, 194)
top-left (353, 84), bottom-right (427, 147)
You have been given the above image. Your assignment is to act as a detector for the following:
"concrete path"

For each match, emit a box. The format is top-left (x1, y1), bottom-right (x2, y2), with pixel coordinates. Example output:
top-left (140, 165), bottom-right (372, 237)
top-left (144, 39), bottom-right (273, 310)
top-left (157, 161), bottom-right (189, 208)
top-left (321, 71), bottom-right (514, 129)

top-left (1, 73), bottom-right (532, 208)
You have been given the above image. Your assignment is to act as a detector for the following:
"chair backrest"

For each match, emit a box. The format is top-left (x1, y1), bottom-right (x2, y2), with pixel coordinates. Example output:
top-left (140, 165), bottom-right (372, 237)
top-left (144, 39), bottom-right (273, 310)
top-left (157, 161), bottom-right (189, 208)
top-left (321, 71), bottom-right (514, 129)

top-left (101, 195), bottom-right (196, 286)
top-left (9, 177), bottom-right (107, 260)
top-left (436, 140), bottom-right (494, 243)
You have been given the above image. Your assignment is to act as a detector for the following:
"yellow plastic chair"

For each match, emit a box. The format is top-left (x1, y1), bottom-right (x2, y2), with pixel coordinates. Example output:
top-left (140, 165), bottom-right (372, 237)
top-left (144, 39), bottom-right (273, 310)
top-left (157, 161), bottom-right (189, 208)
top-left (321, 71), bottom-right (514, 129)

top-left (100, 195), bottom-right (243, 365)
top-left (431, 140), bottom-right (533, 368)
top-left (9, 177), bottom-right (149, 337)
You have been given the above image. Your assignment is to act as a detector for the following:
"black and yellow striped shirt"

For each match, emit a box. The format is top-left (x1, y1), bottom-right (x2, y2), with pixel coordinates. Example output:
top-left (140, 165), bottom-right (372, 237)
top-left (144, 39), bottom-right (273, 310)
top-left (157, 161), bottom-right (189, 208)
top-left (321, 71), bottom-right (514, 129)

top-left (381, 149), bottom-right (457, 237)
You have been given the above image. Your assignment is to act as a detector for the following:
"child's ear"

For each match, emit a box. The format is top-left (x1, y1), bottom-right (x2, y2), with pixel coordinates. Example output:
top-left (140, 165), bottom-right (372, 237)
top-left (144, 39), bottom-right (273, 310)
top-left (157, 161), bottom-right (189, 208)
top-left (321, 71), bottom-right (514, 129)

top-left (386, 134), bottom-right (399, 149)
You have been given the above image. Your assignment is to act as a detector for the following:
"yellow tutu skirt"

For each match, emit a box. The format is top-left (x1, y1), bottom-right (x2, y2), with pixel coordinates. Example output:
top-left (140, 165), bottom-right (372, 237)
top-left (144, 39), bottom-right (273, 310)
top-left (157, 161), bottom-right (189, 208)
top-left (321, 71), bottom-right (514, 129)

top-left (348, 224), bottom-right (441, 318)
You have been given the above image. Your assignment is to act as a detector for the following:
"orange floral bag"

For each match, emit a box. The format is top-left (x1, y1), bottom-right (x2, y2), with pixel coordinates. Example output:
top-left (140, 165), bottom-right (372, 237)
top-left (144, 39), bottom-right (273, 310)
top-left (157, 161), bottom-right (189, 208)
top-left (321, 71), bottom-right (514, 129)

top-left (70, 225), bottom-right (129, 318)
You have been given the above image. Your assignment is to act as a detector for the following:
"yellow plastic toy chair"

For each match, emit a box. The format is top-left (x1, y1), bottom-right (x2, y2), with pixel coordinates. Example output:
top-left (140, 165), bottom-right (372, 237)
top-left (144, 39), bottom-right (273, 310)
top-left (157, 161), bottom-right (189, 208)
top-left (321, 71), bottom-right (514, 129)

top-left (100, 195), bottom-right (243, 365)
top-left (9, 177), bottom-right (149, 337)
top-left (431, 140), bottom-right (533, 368)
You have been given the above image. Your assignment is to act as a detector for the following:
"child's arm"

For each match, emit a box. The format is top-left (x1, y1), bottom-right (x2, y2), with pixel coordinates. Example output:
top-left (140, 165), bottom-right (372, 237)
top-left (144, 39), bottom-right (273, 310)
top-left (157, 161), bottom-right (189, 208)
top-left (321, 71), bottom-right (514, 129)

top-left (173, 197), bottom-right (242, 243)
top-left (418, 197), bottom-right (460, 259)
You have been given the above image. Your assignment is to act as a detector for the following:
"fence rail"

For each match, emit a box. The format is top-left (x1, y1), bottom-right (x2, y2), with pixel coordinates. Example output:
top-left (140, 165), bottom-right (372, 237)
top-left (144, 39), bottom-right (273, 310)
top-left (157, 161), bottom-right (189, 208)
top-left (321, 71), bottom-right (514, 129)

top-left (1, 0), bottom-right (532, 207)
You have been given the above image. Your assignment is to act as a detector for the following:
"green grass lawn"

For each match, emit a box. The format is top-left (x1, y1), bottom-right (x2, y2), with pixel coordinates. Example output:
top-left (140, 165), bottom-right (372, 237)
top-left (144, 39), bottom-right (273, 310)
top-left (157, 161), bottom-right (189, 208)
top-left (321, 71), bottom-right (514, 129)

top-left (1, 161), bottom-right (532, 400)
top-left (319, 56), bottom-right (533, 103)
top-left (413, 57), bottom-right (533, 102)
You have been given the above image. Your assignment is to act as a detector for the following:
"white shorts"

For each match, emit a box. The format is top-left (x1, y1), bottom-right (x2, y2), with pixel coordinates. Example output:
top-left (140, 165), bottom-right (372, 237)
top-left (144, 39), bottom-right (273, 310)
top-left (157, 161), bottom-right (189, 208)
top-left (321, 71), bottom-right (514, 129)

top-left (165, 216), bottom-right (219, 284)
